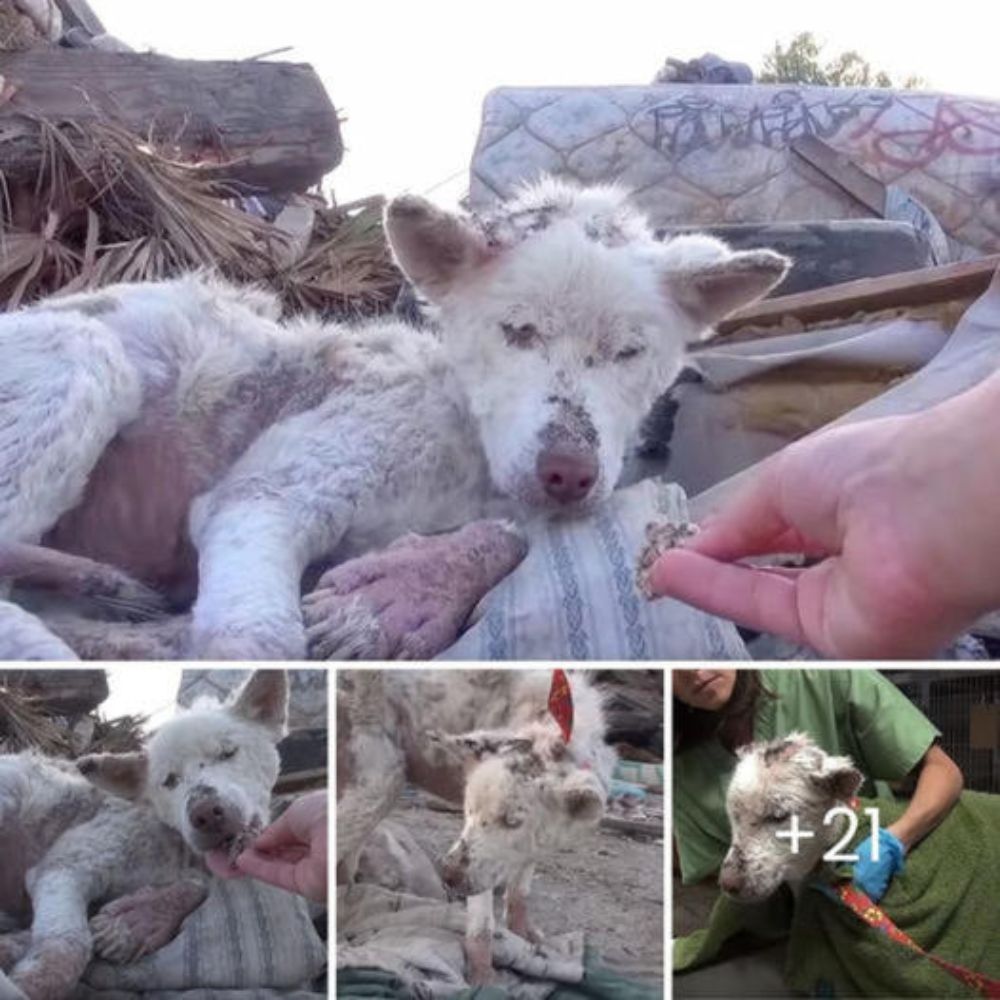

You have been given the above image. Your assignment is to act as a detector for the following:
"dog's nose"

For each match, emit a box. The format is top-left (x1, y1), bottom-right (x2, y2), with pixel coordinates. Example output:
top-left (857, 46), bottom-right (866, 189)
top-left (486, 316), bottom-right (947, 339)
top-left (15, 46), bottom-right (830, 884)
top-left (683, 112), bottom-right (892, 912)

top-left (718, 866), bottom-right (743, 896)
top-left (536, 447), bottom-right (598, 504)
top-left (187, 796), bottom-right (236, 837)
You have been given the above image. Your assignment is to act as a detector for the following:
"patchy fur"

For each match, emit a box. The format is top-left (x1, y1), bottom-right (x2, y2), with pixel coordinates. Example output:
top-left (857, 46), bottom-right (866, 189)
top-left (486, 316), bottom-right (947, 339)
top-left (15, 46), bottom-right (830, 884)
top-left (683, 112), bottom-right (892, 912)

top-left (720, 732), bottom-right (863, 903)
top-left (337, 669), bottom-right (615, 986)
top-left (0, 178), bottom-right (788, 659)
top-left (0, 671), bottom-right (287, 1000)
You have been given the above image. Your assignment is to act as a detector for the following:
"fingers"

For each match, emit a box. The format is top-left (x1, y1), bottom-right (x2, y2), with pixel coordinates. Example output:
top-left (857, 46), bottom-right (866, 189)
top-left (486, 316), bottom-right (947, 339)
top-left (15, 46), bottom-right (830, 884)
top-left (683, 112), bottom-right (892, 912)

top-left (235, 850), bottom-right (303, 896)
top-left (646, 549), bottom-right (810, 644)
top-left (205, 848), bottom-right (245, 880)
top-left (250, 810), bottom-right (299, 852)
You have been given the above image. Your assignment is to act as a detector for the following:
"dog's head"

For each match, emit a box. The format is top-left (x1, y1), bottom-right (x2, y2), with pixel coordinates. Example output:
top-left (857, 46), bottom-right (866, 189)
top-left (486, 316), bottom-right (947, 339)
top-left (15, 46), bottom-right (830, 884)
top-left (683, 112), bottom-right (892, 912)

top-left (77, 670), bottom-right (289, 854)
top-left (385, 177), bottom-right (789, 515)
top-left (720, 732), bottom-right (862, 903)
top-left (430, 721), bottom-right (606, 897)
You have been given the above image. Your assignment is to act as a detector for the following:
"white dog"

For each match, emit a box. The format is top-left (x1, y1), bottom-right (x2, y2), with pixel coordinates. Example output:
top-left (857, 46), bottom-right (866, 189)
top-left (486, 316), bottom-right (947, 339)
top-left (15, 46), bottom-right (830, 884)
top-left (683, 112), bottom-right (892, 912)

top-left (337, 668), bottom-right (615, 985)
top-left (0, 669), bottom-right (288, 1000)
top-left (720, 732), bottom-right (864, 903)
top-left (0, 178), bottom-right (788, 660)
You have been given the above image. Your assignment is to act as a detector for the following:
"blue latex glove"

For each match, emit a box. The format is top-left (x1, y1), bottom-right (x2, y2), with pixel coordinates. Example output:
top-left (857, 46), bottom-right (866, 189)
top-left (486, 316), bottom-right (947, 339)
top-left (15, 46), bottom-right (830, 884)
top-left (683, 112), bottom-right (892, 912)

top-left (852, 828), bottom-right (905, 901)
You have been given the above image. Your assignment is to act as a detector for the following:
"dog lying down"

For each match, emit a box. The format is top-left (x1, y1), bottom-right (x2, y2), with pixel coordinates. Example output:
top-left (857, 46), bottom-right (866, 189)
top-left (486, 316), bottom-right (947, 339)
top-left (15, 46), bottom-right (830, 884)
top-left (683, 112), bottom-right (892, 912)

top-left (0, 176), bottom-right (789, 661)
top-left (337, 669), bottom-right (615, 986)
top-left (720, 732), bottom-right (1000, 996)
top-left (0, 670), bottom-right (288, 1000)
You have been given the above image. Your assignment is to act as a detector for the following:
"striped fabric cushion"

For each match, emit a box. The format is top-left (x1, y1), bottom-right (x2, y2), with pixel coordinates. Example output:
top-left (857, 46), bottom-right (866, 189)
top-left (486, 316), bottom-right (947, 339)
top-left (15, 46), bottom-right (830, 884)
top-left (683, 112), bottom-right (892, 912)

top-left (439, 479), bottom-right (748, 660)
top-left (82, 879), bottom-right (326, 996)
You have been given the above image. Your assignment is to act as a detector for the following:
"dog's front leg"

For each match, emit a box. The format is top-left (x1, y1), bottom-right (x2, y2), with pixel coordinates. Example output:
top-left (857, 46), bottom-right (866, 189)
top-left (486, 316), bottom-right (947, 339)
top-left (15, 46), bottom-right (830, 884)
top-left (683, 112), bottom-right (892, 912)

top-left (504, 863), bottom-right (542, 944)
top-left (464, 889), bottom-right (496, 987)
top-left (89, 876), bottom-right (209, 964)
top-left (11, 870), bottom-right (91, 1000)
top-left (187, 406), bottom-right (370, 660)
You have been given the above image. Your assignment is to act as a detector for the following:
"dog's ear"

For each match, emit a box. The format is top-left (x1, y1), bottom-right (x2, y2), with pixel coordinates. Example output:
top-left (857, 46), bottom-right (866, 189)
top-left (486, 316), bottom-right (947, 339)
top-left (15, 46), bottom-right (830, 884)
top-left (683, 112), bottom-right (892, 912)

top-left (558, 773), bottom-right (605, 823)
top-left (77, 751), bottom-right (149, 800)
top-left (659, 237), bottom-right (790, 337)
top-left (384, 195), bottom-right (495, 300)
top-left (429, 728), bottom-right (533, 761)
top-left (812, 754), bottom-right (864, 802)
top-left (229, 670), bottom-right (289, 738)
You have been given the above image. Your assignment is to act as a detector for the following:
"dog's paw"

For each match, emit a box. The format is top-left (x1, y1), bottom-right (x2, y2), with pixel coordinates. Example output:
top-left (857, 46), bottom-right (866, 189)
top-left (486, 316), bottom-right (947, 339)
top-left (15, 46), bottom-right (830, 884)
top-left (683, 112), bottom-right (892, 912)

top-left (303, 519), bottom-right (527, 660)
top-left (90, 882), bottom-right (208, 964)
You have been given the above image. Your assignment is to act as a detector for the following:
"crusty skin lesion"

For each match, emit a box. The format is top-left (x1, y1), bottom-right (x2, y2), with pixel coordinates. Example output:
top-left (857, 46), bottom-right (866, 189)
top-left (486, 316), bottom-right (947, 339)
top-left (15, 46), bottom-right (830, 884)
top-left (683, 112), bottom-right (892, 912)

top-left (635, 520), bottom-right (699, 598)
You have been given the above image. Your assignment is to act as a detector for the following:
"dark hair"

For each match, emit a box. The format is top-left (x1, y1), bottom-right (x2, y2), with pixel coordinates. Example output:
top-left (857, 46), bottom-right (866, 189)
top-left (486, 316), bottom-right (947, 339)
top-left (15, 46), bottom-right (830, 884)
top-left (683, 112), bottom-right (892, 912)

top-left (673, 670), bottom-right (775, 755)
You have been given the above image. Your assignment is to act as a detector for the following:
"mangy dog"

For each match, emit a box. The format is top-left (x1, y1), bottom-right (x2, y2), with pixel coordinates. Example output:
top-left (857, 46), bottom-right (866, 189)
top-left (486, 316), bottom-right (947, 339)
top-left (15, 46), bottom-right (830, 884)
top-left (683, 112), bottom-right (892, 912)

top-left (337, 669), bottom-right (615, 985)
top-left (719, 732), bottom-right (865, 903)
top-left (0, 670), bottom-right (288, 1000)
top-left (0, 178), bottom-right (789, 660)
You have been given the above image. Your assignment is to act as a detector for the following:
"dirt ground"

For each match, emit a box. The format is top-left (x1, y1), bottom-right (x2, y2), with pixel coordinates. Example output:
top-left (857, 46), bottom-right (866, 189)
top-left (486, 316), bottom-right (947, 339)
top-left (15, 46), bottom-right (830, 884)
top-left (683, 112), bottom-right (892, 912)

top-left (673, 876), bottom-right (719, 937)
top-left (390, 791), bottom-right (665, 982)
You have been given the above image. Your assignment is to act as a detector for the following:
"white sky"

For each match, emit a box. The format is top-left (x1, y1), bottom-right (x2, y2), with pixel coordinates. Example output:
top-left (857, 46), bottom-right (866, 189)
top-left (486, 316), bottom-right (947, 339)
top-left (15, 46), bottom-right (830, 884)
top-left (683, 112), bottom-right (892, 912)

top-left (104, 665), bottom-right (183, 730)
top-left (90, 1), bottom-right (1000, 207)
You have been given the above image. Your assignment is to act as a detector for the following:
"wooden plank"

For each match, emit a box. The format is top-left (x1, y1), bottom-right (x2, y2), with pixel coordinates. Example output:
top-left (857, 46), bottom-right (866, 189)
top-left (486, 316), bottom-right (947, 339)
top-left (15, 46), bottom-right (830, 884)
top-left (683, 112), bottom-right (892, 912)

top-left (791, 135), bottom-right (887, 217)
top-left (713, 255), bottom-right (1000, 337)
top-left (0, 50), bottom-right (342, 191)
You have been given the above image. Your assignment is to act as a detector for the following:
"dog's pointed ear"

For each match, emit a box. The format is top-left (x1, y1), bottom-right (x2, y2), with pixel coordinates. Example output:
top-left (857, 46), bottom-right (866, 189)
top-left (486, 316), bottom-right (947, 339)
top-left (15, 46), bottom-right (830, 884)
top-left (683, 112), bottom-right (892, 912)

top-left (77, 751), bottom-right (149, 800)
top-left (229, 670), bottom-right (289, 737)
top-left (660, 239), bottom-right (790, 337)
top-left (812, 754), bottom-right (863, 802)
top-left (384, 195), bottom-right (495, 300)
top-left (429, 728), bottom-right (533, 761)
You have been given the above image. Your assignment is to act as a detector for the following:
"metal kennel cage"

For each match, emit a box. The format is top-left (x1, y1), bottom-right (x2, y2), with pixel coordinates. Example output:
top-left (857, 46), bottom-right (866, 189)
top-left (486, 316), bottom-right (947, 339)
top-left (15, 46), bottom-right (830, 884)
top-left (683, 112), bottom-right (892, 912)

top-left (883, 669), bottom-right (1000, 793)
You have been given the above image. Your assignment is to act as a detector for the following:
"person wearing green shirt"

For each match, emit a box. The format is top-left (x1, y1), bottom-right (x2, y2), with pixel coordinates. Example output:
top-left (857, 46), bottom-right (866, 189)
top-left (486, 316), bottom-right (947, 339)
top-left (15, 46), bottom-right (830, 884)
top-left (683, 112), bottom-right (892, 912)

top-left (673, 668), bottom-right (964, 987)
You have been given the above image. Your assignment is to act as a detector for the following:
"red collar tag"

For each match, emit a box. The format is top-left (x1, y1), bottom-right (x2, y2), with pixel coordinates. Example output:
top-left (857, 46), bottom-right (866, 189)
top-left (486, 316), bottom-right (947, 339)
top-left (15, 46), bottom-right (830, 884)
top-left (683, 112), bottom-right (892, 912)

top-left (548, 668), bottom-right (574, 744)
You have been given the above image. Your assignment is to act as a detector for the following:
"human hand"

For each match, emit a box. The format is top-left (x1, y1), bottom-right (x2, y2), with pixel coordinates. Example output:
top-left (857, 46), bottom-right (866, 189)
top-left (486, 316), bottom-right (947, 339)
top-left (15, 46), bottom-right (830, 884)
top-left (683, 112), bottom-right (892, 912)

top-left (852, 827), bottom-right (905, 902)
top-left (646, 384), bottom-right (1000, 657)
top-left (206, 791), bottom-right (328, 902)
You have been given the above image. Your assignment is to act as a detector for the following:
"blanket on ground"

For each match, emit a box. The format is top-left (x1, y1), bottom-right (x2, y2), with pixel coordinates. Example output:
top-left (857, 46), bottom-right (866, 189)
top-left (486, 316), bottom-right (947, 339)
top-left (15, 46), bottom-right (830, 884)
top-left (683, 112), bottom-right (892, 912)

top-left (676, 792), bottom-right (1000, 998)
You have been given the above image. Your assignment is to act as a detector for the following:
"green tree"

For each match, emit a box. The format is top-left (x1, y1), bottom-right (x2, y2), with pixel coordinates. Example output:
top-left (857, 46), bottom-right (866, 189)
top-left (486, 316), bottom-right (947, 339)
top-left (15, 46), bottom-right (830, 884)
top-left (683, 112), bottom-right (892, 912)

top-left (759, 32), bottom-right (923, 88)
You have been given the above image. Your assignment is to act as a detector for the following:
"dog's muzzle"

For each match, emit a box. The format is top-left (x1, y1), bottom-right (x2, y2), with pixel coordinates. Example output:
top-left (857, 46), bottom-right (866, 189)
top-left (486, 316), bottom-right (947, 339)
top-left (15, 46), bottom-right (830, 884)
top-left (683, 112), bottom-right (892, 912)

top-left (186, 787), bottom-right (245, 851)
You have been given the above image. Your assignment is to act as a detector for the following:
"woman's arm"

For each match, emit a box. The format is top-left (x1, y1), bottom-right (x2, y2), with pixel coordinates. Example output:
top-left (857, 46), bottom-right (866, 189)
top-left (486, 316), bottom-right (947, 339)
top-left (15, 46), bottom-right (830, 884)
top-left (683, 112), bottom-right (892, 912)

top-left (887, 743), bottom-right (964, 851)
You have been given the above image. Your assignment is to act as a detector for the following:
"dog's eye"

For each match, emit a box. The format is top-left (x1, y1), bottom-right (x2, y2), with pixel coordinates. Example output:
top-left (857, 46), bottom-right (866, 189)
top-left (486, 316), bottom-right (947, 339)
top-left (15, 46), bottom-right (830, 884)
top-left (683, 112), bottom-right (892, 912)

top-left (766, 811), bottom-right (791, 824)
top-left (500, 322), bottom-right (541, 349)
top-left (219, 746), bottom-right (238, 761)
top-left (162, 773), bottom-right (180, 790)
top-left (502, 815), bottom-right (524, 829)
top-left (613, 345), bottom-right (645, 362)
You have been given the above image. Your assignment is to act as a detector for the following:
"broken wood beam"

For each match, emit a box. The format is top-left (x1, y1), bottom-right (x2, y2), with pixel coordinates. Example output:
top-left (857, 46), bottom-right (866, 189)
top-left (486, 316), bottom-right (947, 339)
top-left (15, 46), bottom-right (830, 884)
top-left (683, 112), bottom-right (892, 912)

top-left (714, 255), bottom-right (1000, 337)
top-left (0, 50), bottom-right (342, 192)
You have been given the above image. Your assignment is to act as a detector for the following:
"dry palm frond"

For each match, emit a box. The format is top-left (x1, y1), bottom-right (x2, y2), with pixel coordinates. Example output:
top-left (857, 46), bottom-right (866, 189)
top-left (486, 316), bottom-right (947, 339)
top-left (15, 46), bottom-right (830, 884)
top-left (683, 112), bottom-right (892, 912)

top-left (0, 114), bottom-right (404, 319)
top-left (0, 686), bottom-right (71, 756)
top-left (281, 199), bottom-right (402, 319)
top-left (89, 712), bottom-right (147, 755)
top-left (1, 115), bottom-right (286, 305)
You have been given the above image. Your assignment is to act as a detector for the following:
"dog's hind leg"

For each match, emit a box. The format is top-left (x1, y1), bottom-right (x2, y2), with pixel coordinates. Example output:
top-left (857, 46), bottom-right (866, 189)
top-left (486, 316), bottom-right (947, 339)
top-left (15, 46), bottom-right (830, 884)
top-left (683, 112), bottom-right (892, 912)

top-left (0, 543), bottom-right (168, 621)
top-left (0, 602), bottom-right (76, 660)
top-left (38, 613), bottom-right (189, 660)
top-left (10, 869), bottom-right (92, 1000)
top-left (0, 932), bottom-right (30, 973)
top-left (0, 309), bottom-right (142, 545)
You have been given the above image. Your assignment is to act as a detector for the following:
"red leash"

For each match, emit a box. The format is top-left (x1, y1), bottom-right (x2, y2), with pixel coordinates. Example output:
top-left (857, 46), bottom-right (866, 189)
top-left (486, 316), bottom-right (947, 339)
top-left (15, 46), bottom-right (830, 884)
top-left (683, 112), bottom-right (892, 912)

top-left (825, 881), bottom-right (1000, 997)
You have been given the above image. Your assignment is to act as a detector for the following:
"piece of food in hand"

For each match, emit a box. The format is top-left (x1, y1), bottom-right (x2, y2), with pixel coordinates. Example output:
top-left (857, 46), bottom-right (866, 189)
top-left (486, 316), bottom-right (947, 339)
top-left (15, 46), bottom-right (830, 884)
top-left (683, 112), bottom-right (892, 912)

top-left (228, 817), bottom-right (263, 867)
top-left (636, 520), bottom-right (699, 598)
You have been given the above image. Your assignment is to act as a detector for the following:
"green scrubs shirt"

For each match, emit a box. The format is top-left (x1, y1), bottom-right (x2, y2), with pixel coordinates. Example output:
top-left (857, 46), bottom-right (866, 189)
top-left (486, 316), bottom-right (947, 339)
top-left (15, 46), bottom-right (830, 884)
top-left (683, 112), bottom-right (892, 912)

top-left (674, 669), bottom-right (940, 884)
